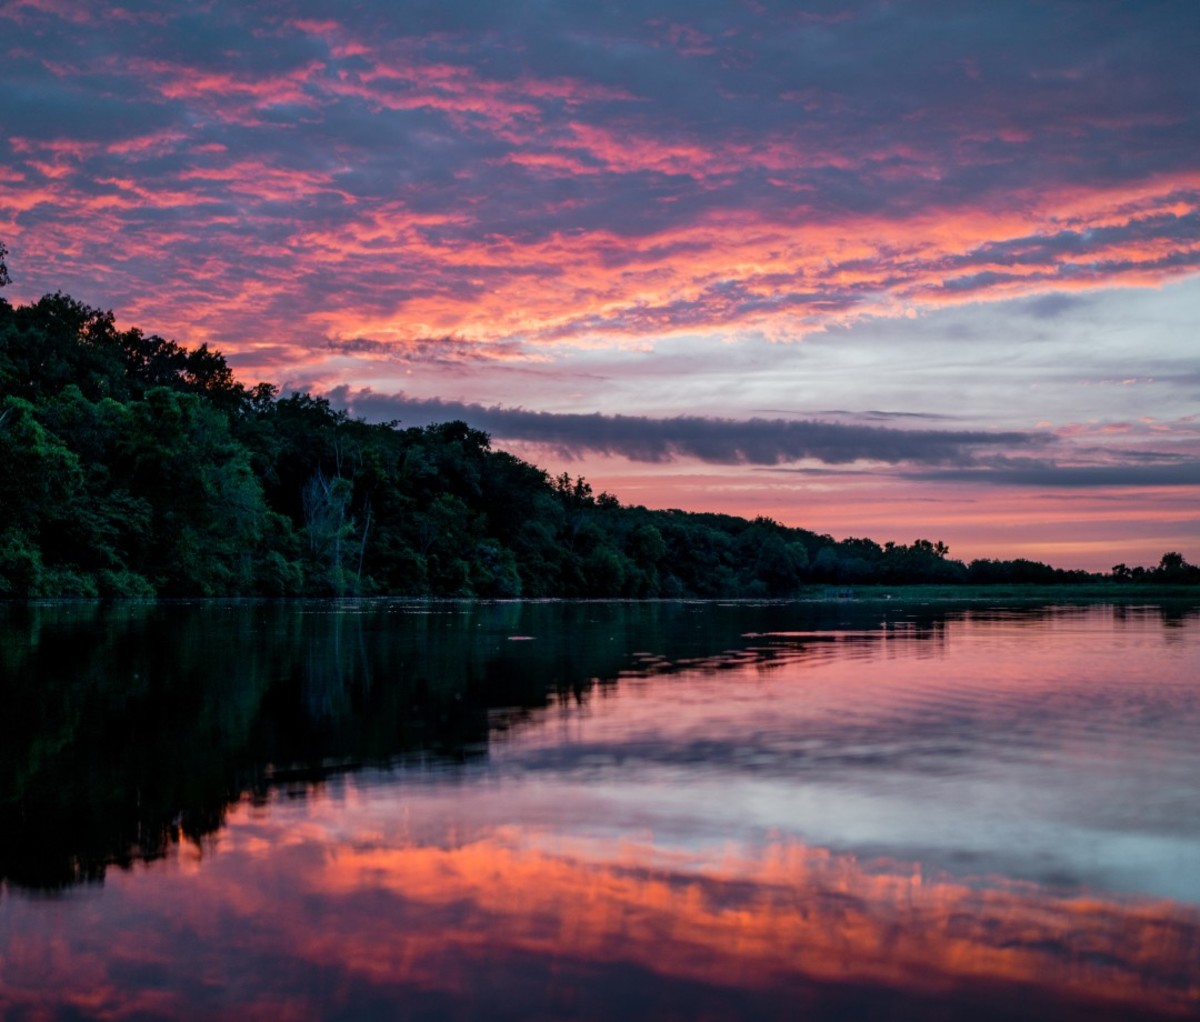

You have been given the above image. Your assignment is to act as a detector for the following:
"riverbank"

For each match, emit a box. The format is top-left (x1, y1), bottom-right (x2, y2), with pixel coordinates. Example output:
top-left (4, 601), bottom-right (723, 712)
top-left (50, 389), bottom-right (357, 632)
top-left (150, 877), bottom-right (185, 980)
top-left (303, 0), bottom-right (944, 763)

top-left (801, 582), bottom-right (1200, 605)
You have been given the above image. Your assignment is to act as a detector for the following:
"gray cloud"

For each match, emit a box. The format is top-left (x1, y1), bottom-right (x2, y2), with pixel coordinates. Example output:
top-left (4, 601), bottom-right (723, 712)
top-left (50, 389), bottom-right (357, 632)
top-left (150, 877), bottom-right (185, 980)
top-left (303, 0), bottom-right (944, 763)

top-left (905, 459), bottom-right (1200, 488)
top-left (1021, 293), bottom-right (1092, 320)
top-left (325, 387), bottom-right (1047, 467)
top-left (325, 334), bottom-right (532, 364)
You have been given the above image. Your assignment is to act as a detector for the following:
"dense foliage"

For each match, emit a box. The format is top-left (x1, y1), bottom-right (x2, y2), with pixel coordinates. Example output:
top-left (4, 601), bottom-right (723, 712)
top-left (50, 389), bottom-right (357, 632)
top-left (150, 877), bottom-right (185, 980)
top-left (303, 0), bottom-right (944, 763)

top-left (1, 284), bottom-right (1195, 597)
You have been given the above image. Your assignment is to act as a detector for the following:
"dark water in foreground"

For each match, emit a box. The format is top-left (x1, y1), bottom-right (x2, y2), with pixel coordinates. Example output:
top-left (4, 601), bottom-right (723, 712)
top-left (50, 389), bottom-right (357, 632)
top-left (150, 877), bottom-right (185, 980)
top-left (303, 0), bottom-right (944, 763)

top-left (1, 599), bottom-right (1198, 1020)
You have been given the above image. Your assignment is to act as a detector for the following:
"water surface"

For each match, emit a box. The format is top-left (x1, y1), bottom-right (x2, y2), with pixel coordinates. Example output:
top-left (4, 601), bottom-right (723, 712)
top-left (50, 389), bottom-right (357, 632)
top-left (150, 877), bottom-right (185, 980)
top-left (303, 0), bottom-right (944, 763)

top-left (2, 600), bottom-right (1198, 1020)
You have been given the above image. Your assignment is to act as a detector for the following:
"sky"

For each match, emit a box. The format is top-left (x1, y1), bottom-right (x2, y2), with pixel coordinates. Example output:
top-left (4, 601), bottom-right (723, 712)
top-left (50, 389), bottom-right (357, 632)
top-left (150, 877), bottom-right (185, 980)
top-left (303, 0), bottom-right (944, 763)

top-left (2, 0), bottom-right (1198, 570)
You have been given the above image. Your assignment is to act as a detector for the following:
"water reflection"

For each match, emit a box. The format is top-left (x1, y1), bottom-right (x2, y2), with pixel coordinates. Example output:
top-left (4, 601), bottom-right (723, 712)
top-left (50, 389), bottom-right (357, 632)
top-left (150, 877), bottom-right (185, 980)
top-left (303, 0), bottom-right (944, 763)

top-left (0, 600), bottom-right (979, 888)
top-left (1, 599), bottom-right (1198, 1019)
top-left (3, 792), bottom-right (1198, 1021)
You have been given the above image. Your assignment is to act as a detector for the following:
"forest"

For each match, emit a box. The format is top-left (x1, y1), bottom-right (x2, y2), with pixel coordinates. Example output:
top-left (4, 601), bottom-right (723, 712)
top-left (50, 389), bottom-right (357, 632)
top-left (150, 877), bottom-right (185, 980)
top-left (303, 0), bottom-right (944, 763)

top-left (2, 260), bottom-right (1196, 598)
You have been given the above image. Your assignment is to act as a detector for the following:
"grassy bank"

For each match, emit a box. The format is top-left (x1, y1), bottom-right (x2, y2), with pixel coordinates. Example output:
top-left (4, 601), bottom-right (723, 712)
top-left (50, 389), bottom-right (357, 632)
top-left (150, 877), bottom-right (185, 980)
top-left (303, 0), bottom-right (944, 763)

top-left (800, 583), bottom-right (1200, 605)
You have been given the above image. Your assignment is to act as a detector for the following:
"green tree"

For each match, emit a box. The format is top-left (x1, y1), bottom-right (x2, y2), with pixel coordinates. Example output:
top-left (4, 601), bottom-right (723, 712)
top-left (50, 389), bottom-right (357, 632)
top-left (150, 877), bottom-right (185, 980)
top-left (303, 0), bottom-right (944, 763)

top-left (302, 469), bottom-right (356, 592)
top-left (0, 397), bottom-right (91, 595)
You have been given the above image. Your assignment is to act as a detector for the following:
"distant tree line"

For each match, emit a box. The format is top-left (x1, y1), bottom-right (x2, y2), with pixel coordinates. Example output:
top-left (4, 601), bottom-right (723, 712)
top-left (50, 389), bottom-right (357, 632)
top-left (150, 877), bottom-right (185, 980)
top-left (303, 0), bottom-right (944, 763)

top-left (1109, 553), bottom-right (1200, 585)
top-left (1, 277), bottom-right (1195, 597)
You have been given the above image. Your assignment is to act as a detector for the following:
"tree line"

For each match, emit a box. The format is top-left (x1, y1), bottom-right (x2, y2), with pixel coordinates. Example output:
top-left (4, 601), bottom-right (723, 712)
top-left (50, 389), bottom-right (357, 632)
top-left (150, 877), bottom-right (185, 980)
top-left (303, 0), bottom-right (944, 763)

top-left (1, 270), bottom-right (1195, 597)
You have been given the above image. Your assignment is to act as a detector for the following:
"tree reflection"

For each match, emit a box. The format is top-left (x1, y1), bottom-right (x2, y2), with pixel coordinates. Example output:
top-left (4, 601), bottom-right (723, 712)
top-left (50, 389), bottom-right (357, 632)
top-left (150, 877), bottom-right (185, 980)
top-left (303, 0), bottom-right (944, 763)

top-left (0, 598), bottom-right (1193, 890)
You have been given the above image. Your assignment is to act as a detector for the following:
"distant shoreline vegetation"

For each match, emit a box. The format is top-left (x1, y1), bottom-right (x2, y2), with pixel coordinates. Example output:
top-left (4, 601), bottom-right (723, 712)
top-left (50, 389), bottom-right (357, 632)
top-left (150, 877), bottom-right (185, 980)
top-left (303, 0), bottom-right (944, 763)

top-left (2, 280), bottom-right (1197, 599)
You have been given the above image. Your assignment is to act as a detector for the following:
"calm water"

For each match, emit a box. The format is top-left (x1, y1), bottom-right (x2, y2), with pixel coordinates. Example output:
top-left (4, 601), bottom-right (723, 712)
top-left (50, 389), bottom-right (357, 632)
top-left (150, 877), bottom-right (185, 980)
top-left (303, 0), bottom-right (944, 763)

top-left (1, 599), bottom-right (1198, 1020)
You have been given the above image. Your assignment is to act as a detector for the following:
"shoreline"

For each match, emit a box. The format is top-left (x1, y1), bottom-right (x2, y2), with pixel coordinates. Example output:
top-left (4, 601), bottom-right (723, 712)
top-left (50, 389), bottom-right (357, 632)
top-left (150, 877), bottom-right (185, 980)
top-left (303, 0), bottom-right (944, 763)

top-left (3, 583), bottom-right (1199, 608)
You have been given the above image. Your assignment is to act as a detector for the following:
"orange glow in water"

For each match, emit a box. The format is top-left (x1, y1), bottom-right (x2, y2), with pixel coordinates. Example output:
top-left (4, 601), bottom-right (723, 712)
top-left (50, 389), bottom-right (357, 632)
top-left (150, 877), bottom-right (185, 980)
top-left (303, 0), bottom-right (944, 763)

top-left (3, 813), bottom-right (1197, 1020)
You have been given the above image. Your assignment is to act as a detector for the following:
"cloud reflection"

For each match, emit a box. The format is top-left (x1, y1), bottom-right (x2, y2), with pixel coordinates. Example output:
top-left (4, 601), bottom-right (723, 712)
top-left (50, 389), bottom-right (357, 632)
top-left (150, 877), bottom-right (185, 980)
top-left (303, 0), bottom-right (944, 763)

top-left (2, 806), bottom-right (1197, 1020)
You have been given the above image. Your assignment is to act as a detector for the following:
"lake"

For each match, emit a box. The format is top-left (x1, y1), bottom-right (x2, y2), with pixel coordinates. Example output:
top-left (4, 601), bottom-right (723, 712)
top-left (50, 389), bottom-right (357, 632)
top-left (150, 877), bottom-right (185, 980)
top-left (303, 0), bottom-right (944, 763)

top-left (1, 599), bottom-right (1198, 1020)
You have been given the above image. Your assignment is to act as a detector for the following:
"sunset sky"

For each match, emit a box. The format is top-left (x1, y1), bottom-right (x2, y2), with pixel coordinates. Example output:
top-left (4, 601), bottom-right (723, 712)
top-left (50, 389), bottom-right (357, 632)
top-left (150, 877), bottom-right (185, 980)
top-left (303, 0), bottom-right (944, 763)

top-left (2, 0), bottom-right (1197, 569)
